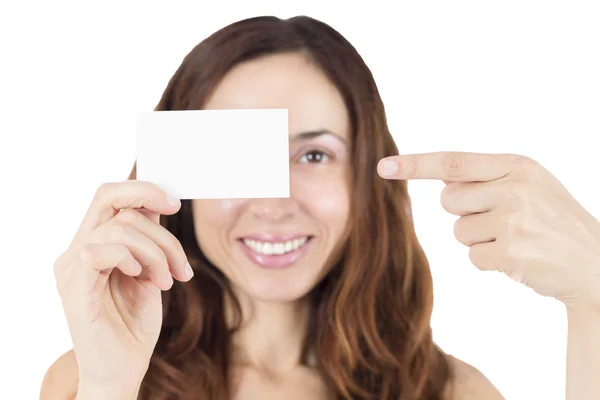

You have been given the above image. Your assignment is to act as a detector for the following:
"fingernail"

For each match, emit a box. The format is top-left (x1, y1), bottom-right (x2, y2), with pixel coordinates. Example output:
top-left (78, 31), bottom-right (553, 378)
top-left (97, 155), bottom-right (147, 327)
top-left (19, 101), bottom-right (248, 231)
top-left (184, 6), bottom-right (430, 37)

top-left (379, 160), bottom-right (398, 176)
top-left (166, 193), bottom-right (181, 207)
top-left (185, 261), bottom-right (194, 279)
top-left (133, 260), bottom-right (143, 275)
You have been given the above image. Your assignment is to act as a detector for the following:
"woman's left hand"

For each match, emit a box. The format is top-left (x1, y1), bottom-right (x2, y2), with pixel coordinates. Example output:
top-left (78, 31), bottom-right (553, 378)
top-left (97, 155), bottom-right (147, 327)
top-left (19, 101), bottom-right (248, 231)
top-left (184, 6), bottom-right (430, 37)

top-left (378, 151), bottom-right (600, 311)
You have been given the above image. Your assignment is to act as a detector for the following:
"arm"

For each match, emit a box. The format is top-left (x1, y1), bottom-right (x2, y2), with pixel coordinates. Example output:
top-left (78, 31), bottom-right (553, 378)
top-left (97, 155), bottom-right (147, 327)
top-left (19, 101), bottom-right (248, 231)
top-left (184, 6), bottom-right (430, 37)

top-left (40, 349), bottom-right (140, 400)
top-left (40, 349), bottom-right (79, 400)
top-left (566, 306), bottom-right (600, 400)
top-left (76, 384), bottom-right (141, 400)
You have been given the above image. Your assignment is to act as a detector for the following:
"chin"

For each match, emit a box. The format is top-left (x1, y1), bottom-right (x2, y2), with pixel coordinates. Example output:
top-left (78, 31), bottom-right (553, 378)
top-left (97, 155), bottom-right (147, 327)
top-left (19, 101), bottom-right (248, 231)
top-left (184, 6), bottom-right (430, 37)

top-left (224, 236), bottom-right (325, 303)
top-left (238, 275), bottom-right (316, 304)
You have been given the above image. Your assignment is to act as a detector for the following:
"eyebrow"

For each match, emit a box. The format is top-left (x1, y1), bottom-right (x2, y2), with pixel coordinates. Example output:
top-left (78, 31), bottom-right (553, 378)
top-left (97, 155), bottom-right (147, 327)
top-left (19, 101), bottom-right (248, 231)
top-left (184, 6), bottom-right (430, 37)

top-left (290, 129), bottom-right (348, 145)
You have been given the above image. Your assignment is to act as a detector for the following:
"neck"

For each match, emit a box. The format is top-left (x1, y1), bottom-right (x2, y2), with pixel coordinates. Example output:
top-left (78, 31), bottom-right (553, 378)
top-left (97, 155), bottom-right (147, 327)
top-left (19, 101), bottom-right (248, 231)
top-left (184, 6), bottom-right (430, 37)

top-left (225, 291), bottom-right (312, 374)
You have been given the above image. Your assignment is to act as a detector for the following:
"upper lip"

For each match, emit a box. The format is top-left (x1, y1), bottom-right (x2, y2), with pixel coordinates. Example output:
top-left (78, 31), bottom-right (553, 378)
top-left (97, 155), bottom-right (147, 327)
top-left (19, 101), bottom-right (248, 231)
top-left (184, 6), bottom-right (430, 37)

top-left (238, 234), bottom-right (313, 243)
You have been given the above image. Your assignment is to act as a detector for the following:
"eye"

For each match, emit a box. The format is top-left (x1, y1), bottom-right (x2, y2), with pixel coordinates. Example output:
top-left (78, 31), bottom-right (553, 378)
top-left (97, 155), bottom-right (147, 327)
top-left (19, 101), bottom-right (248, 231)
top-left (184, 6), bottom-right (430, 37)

top-left (299, 150), bottom-right (330, 164)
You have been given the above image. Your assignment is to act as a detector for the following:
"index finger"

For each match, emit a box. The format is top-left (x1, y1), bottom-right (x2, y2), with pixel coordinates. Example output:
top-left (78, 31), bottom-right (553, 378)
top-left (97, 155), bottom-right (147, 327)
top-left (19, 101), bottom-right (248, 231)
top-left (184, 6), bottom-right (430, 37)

top-left (377, 151), bottom-right (517, 182)
top-left (72, 180), bottom-right (180, 245)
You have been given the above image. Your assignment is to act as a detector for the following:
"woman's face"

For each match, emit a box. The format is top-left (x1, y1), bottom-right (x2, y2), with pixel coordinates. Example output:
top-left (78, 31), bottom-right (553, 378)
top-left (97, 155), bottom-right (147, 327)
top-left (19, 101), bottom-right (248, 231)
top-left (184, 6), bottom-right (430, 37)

top-left (192, 52), bottom-right (351, 302)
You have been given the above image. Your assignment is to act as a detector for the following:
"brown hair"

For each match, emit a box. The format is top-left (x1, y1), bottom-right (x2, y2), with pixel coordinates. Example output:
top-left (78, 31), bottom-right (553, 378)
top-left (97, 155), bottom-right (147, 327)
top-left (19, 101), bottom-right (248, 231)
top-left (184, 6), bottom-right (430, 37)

top-left (129, 15), bottom-right (453, 400)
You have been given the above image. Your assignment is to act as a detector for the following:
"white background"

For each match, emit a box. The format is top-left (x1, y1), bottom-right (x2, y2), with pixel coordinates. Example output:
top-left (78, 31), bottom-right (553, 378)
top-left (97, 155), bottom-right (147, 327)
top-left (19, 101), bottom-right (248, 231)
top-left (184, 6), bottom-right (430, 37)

top-left (1, 1), bottom-right (599, 399)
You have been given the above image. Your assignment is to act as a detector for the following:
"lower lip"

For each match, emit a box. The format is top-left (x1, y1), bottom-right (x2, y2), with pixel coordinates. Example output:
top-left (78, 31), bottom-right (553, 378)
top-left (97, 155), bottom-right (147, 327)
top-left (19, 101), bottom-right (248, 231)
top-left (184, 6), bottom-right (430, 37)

top-left (237, 238), bottom-right (314, 269)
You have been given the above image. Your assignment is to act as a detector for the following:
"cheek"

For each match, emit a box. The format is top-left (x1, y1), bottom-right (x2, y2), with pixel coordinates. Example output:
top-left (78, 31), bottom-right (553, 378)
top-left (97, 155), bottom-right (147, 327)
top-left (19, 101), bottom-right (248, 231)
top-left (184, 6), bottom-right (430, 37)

top-left (192, 199), bottom-right (246, 233)
top-left (292, 171), bottom-right (350, 229)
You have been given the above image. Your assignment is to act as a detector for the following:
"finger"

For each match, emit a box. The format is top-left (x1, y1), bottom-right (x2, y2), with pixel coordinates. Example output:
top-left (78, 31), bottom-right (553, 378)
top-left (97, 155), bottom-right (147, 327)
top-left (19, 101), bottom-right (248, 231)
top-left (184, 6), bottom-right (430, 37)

top-left (55, 243), bottom-right (143, 297)
top-left (54, 244), bottom-right (137, 294)
top-left (440, 181), bottom-right (501, 216)
top-left (112, 209), bottom-right (192, 282)
top-left (470, 240), bottom-right (524, 282)
top-left (73, 181), bottom-right (180, 245)
top-left (454, 212), bottom-right (499, 247)
top-left (123, 207), bottom-right (160, 224)
top-left (81, 243), bottom-right (144, 291)
top-left (90, 221), bottom-right (174, 290)
top-left (137, 209), bottom-right (160, 224)
top-left (378, 151), bottom-right (520, 182)
top-left (468, 241), bottom-right (500, 271)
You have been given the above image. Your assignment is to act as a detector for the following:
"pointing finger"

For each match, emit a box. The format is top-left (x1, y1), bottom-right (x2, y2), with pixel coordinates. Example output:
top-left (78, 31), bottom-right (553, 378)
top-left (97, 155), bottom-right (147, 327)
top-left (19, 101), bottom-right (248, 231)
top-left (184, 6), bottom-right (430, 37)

top-left (378, 151), bottom-right (519, 182)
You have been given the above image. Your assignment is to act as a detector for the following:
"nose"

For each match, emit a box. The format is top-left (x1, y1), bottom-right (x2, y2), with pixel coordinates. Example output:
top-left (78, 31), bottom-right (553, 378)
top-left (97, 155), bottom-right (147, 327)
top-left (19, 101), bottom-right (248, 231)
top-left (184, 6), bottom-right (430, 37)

top-left (247, 197), bottom-right (298, 222)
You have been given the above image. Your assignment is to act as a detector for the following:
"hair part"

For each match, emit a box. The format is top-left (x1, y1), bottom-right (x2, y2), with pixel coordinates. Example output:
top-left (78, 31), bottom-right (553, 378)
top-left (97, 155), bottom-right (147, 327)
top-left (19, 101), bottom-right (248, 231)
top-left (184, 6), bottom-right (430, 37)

top-left (129, 15), bottom-right (453, 400)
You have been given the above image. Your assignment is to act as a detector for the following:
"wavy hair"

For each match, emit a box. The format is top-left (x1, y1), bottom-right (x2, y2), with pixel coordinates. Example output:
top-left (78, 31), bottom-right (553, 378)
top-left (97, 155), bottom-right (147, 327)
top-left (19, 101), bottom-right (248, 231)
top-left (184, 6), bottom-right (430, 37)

top-left (128, 15), bottom-right (453, 400)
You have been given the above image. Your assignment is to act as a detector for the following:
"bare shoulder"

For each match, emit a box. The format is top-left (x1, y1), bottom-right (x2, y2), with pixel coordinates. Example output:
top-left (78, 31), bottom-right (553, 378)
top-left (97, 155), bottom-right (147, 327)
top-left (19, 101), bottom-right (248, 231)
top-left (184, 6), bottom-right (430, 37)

top-left (40, 349), bottom-right (79, 400)
top-left (446, 355), bottom-right (505, 400)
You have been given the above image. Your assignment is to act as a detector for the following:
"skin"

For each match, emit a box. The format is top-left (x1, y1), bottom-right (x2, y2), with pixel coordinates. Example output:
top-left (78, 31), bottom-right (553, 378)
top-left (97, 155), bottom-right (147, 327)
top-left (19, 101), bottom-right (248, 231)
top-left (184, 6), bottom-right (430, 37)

top-left (43, 52), bottom-right (552, 400)
top-left (378, 151), bottom-right (600, 399)
top-left (379, 151), bottom-right (600, 310)
top-left (191, 52), bottom-right (351, 382)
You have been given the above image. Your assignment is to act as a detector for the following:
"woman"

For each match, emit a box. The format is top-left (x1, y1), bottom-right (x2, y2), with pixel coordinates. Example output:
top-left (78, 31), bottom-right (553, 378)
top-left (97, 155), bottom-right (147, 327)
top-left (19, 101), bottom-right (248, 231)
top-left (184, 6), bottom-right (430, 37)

top-left (41, 16), bottom-right (600, 400)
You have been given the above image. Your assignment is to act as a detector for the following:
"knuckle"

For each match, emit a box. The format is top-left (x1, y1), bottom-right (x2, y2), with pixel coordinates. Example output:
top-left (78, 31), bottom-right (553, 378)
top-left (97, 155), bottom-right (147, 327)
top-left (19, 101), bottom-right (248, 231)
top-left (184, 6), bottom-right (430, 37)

top-left (442, 152), bottom-right (467, 178)
top-left (502, 183), bottom-right (527, 211)
top-left (505, 184), bottom-right (523, 202)
top-left (145, 243), bottom-right (168, 268)
top-left (514, 155), bottom-right (542, 175)
top-left (404, 158), bottom-right (418, 178)
top-left (77, 244), bottom-right (96, 266)
top-left (505, 213), bottom-right (523, 236)
top-left (151, 226), bottom-right (184, 266)
top-left (107, 222), bottom-right (128, 242)
top-left (53, 250), bottom-right (77, 294)
top-left (122, 196), bottom-right (149, 210)
top-left (52, 251), bottom-right (70, 280)
top-left (504, 240), bottom-right (521, 262)
top-left (152, 250), bottom-right (169, 271)
top-left (95, 182), bottom-right (116, 199)
top-left (133, 179), bottom-right (152, 188)
top-left (134, 180), bottom-right (162, 197)
top-left (506, 211), bottom-right (531, 237)
top-left (516, 154), bottom-right (537, 167)
top-left (520, 201), bottom-right (535, 223)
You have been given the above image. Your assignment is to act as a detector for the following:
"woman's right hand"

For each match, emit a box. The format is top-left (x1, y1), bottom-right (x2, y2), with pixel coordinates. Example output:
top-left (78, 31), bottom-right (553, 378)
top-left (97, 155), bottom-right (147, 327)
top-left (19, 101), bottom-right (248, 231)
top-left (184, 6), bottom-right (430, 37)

top-left (53, 181), bottom-right (194, 398)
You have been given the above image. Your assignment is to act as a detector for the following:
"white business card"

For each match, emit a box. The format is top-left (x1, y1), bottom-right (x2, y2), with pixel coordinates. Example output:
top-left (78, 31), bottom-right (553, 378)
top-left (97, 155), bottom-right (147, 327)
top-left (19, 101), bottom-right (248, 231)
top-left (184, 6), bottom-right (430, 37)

top-left (136, 109), bottom-right (290, 199)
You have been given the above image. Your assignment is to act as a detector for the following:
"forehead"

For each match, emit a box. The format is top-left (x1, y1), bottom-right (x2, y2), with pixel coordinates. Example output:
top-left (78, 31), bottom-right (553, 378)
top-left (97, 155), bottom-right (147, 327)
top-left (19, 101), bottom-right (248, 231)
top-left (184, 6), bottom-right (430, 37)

top-left (203, 52), bottom-right (350, 139)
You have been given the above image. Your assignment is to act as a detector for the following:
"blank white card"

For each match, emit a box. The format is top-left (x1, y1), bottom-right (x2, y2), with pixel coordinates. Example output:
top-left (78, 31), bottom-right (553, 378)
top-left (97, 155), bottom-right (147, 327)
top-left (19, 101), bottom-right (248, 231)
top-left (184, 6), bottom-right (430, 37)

top-left (136, 109), bottom-right (290, 199)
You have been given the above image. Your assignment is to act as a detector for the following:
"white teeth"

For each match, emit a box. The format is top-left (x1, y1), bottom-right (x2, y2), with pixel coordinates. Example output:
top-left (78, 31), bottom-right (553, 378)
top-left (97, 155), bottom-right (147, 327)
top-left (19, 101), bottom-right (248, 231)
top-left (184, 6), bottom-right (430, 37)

top-left (243, 237), bottom-right (309, 255)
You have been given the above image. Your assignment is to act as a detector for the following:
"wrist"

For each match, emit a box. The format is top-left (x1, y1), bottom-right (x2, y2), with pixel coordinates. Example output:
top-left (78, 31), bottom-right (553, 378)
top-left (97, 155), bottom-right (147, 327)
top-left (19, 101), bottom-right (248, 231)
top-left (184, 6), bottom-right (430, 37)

top-left (77, 381), bottom-right (141, 400)
top-left (565, 301), bottom-right (600, 317)
top-left (565, 305), bottom-right (600, 335)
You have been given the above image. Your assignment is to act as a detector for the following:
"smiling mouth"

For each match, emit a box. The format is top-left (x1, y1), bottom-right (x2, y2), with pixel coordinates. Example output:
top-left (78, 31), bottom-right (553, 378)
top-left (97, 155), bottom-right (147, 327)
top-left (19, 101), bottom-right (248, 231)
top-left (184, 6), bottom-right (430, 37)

top-left (239, 236), bottom-right (313, 256)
